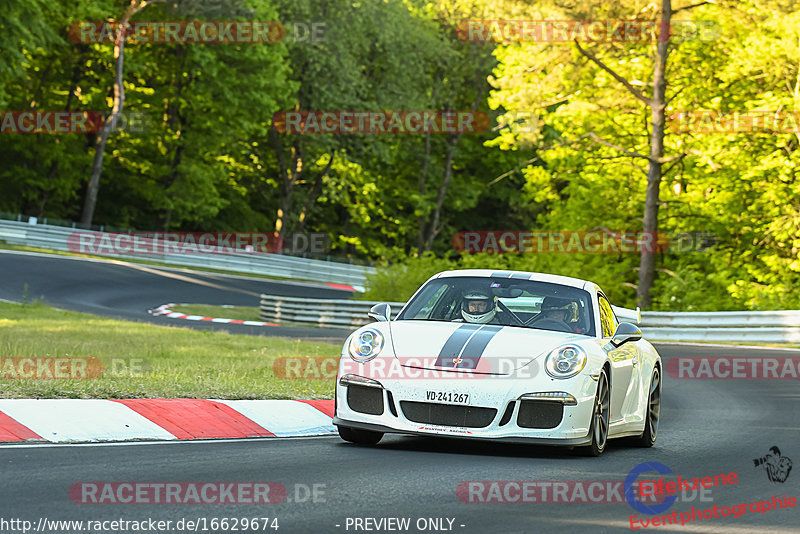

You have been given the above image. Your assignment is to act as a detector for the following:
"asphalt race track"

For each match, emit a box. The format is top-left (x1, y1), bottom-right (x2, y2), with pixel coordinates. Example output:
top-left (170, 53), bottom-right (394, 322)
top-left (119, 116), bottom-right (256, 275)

top-left (0, 250), bottom-right (351, 340)
top-left (1, 251), bottom-right (799, 533)
top-left (2, 342), bottom-right (800, 533)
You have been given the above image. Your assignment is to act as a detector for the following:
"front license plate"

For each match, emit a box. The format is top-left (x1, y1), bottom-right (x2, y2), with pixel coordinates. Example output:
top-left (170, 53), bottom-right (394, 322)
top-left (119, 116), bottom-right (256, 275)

top-left (426, 391), bottom-right (469, 404)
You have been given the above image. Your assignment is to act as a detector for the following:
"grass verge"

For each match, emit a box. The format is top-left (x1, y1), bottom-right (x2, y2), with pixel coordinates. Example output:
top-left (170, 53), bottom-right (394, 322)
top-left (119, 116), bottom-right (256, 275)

top-left (0, 301), bottom-right (339, 399)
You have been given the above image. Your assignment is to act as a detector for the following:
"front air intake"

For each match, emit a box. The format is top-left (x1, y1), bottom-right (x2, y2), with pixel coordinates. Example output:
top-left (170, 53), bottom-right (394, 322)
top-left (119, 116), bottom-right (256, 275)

top-left (517, 400), bottom-right (563, 429)
top-left (399, 401), bottom-right (497, 428)
top-left (346, 384), bottom-right (384, 415)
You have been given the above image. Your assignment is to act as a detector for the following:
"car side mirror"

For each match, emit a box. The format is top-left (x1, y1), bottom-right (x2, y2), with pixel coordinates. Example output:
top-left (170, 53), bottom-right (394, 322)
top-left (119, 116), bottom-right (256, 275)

top-left (368, 303), bottom-right (391, 322)
top-left (611, 322), bottom-right (642, 347)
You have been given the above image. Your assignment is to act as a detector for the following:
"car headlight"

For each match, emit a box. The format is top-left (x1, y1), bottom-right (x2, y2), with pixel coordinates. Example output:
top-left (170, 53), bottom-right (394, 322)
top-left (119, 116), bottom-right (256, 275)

top-left (545, 344), bottom-right (587, 379)
top-left (348, 329), bottom-right (384, 362)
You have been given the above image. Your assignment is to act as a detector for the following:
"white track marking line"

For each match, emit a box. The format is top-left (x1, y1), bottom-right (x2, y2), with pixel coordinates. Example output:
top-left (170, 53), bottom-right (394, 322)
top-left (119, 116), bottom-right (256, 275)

top-left (0, 435), bottom-right (338, 449)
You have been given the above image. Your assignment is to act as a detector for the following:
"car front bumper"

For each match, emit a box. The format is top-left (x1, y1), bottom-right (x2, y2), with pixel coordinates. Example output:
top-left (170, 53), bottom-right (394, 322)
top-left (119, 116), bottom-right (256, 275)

top-left (333, 371), bottom-right (600, 445)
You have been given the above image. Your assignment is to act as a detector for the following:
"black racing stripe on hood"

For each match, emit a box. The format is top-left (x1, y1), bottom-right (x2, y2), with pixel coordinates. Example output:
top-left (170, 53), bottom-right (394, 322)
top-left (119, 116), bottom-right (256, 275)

top-left (434, 323), bottom-right (482, 367)
top-left (456, 325), bottom-right (504, 369)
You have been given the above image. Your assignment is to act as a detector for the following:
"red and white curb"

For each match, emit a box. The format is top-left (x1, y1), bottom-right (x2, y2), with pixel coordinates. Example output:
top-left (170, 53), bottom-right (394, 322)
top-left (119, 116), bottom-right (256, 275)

top-left (148, 303), bottom-right (278, 327)
top-left (0, 399), bottom-right (335, 443)
top-left (326, 283), bottom-right (363, 292)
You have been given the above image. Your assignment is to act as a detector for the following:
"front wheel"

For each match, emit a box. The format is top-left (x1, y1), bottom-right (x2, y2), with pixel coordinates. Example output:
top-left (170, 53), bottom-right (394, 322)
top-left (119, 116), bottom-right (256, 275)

top-left (337, 425), bottom-right (383, 445)
top-left (580, 369), bottom-right (610, 456)
top-left (632, 366), bottom-right (661, 447)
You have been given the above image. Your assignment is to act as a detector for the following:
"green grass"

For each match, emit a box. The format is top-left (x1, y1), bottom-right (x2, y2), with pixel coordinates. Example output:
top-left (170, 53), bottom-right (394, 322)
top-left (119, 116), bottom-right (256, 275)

top-left (170, 304), bottom-right (260, 322)
top-left (0, 302), bottom-right (340, 399)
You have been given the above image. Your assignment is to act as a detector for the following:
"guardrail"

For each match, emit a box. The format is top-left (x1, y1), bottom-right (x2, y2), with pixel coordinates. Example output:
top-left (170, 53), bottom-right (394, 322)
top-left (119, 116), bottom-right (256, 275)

top-left (0, 219), bottom-right (373, 288)
top-left (259, 294), bottom-right (800, 343)
top-left (259, 295), bottom-right (405, 330)
top-left (641, 311), bottom-right (800, 343)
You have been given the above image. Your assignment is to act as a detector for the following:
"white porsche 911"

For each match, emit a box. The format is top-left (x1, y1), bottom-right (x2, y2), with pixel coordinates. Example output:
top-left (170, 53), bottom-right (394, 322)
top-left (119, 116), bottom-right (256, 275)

top-left (333, 269), bottom-right (662, 456)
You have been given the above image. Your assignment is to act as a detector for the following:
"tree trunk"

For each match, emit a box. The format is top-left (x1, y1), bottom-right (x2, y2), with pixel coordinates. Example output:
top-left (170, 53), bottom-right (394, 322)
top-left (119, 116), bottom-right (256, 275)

top-left (37, 56), bottom-right (84, 217)
top-left (159, 45), bottom-right (190, 230)
top-left (416, 75), bottom-right (440, 255)
top-left (270, 131), bottom-right (304, 237)
top-left (424, 133), bottom-right (460, 251)
top-left (637, 0), bottom-right (672, 308)
top-left (416, 129), bottom-right (432, 255)
top-left (422, 81), bottom-right (486, 252)
top-left (294, 153), bottom-right (334, 235)
top-left (81, 0), bottom-right (156, 226)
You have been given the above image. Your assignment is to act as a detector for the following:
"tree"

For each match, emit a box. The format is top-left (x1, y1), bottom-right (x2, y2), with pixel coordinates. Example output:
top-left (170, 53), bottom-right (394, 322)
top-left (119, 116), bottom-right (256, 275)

top-left (81, 0), bottom-right (165, 226)
top-left (486, 0), bottom-right (715, 307)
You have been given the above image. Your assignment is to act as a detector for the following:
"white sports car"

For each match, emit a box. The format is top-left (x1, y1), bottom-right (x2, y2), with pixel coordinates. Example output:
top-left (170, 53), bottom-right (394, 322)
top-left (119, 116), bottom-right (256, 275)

top-left (333, 269), bottom-right (662, 455)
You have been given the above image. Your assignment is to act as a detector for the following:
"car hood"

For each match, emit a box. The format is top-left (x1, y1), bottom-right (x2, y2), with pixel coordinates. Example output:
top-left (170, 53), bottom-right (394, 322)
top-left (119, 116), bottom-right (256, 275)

top-left (387, 320), bottom-right (588, 375)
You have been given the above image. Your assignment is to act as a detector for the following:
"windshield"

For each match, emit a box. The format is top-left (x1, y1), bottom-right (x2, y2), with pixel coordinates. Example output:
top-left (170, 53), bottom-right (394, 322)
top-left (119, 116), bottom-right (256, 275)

top-left (397, 276), bottom-right (596, 336)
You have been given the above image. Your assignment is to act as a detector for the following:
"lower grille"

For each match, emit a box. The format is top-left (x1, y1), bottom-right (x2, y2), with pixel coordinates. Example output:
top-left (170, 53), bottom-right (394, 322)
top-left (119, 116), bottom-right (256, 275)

top-left (346, 385), bottom-right (384, 415)
top-left (517, 400), bottom-right (563, 429)
top-left (400, 401), bottom-right (497, 428)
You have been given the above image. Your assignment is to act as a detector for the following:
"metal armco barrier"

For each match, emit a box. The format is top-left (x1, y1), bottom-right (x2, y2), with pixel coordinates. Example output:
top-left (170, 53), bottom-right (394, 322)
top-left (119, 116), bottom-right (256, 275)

top-left (642, 311), bottom-right (800, 343)
top-left (259, 294), bottom-right (800, 343)
top-left (0, 219), bottom-right (373, 287)
top-left (259, 295), bottom-right (405, 329)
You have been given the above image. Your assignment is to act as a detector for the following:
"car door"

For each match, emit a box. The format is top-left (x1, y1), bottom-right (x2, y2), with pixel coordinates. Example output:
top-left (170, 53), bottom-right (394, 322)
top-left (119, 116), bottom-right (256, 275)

top-left (598, 294), bottom-right (639, 423)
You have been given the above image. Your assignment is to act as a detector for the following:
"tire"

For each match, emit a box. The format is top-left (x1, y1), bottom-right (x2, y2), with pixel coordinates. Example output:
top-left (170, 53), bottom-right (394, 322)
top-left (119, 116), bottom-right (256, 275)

top-left (337, 425), bottom-right (383, 445)
top-left (632, 366), bottom-right (661, 447)
top-left (580, 369), bottom-right (610, 457)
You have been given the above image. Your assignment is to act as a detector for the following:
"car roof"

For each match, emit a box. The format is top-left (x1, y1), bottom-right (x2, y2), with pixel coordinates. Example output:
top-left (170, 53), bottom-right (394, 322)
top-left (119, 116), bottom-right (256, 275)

top-left (433, 269), bottom-right (595, 291)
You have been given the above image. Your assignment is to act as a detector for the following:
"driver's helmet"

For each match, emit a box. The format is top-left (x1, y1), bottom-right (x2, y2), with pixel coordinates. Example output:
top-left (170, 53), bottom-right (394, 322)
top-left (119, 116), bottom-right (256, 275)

top-left (461, 288), bottom-right (497, 324)
top-left (540, 296), bottom-right (573, 322)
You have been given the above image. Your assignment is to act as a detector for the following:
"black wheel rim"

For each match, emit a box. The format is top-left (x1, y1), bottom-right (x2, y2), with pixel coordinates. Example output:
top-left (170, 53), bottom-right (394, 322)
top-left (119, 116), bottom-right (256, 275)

top-left (594, 373), bottom-right (609, 449)
top-left (648, 368), bottom-right (661, 439)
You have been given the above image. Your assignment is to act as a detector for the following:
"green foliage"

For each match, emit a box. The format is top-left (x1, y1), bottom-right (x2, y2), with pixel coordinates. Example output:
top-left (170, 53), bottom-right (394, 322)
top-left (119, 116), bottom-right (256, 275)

top-left (1, 0), bottom-right (799, 312)
top-left (362, 251), bottom-right (639, 305)
top-left (362, 253), bottom-right (456, 302)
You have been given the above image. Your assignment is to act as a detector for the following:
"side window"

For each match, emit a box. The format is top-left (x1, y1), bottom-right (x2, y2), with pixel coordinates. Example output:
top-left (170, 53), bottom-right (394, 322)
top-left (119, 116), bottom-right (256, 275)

top-left (598, 296), bottom-right (618, 338)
